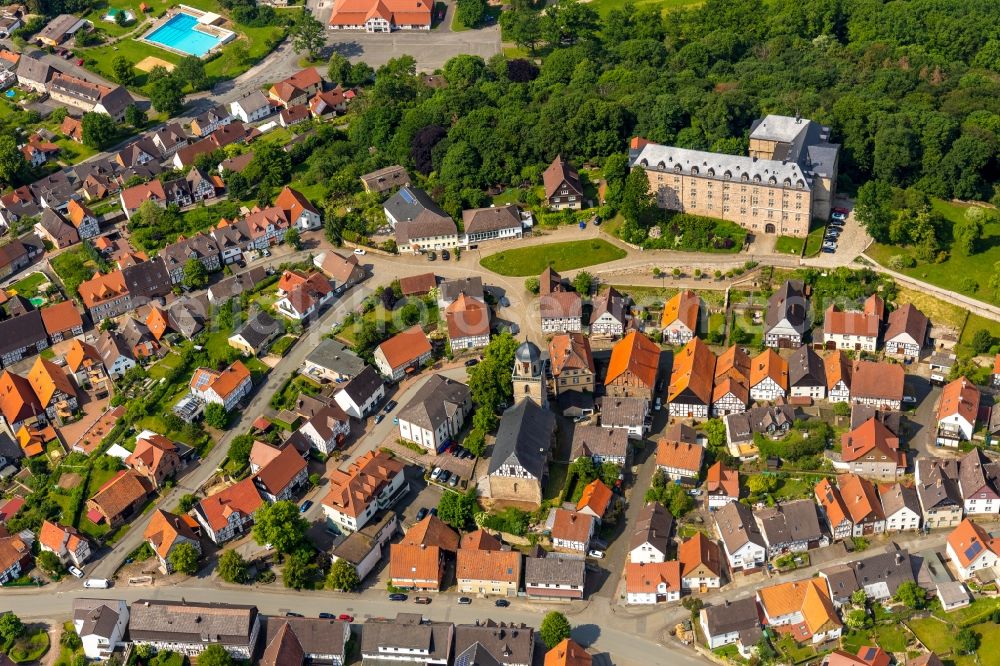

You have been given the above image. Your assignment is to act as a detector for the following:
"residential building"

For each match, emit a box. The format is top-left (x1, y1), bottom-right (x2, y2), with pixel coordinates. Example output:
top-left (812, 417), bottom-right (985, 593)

top-left (97, 331), bottom-right (136, 380)
top-left (570, 425), bottom-right (629, 466)
top-left (660, 290), bottom-right (700, 344)
top-left (462, 204), bottom-right (524, 245)
top-left (0, 369), bottom-right (43, 432)
top-left (360, 165), bottom-right (410, 194)
top-left (15, 55), bottom-right (55, 92)
top-left (333, 365), bottom-right (385, 418)
top-left (253, 444), bottom-right (308, 502)
top-left (525, 555), bottom-right (586, 600)
top-left (48, 74), bottom-right (135, 122)
top-left (705, 461), bottom-right (739, 509)
top-left (275, 185), bottom-right (322, 231)
top-left (839, 418), bottom-right (905, 480)
top-left (27, 356), bottom-right (78, 420)
top-left (825, 350), bottom-right (852, 403)
top-left (190, 105), bottom-right (232, 137)
top-left (85, 470), bottom-right (152, 527)
top-left (668, 337), bottom-right (716, 419)
top-left (699, 598), bottom-right (763, 658)
top-left (597, 396), bottom-right (649, 439)
top-left (160, 234), bottom-right (221, 284)
top-left (456, 547), bottom-right (522, 597)
top-left (302, 338), bottom-right (366, 382)
top-left (606, 331), bottom-right (660, 400)
top-left (788, 345), bottom-right (826, 400)
top-left (823, 295), bottom-right (882, 351)
top-left (626, 559), bottom-right (682, 604)
top-left (189, 360), bottom-right (253, 412)
top-left (360, 614), bottom-right (452, 665)
top-left (38, 519), bottom-right (90, 567)
top-left (39, 299), bottom-right (84, 342)
top-left (543, 155), bottom-right (583, 209)
top-left (322, 450), bottom-right (407, 532)
top-left (590, 286), bottom-right (629, 337)
top-left (915, 458), bottom-right (964, 530)
top-left (0, 240), bottom-right (30, 279)
top-left (545, 639), bottom-right (591, 666)
top-left (629, 502), bottom-right (673, 564)
top-left (454, 621), bottom-right (534, 666)
top-left (838, 474), bottom-right (886, 536)
top-left (576, 478), bottom-right (614, 522)
top-left (297, 402), bottom-right (351, 455)
top-left (884, 304), bottom-right (928, 360)
top-left (128, 600), bottom-right (260, 659)
top-left (0, 533), bottom-right (30, 584)
top-left (483, 400), bottom-right (555, 507)
top-left (755, 500), bottom-right (827, 557)
top-left (764, 280), bottom-right (809, 348)
top-left (144, 509), bottom-right (202, 574)
top-left (446, 293), bottom-right (490, 350)
top-left (958, 448), bottom-right (1000, 515)
top-left (678, 532), bottom-right (722, 590)
top-left (850, 360), bottom-right (904, 411)
top-left (384, 187), bottom-right (458, 253)
top-left (261, 617), bottom-right (351, 666)
top-left (274, 270), bottom-right (334, 320)
top-left (119, 180), bottom-right (166, 220)
top-left (437, 276), bottom-right (485, 309)
top-left (399, 272), bottom-right (436, 297)
top-left (749, 348), bottom-right (788, 402)
top-left (712, 345), bottom-right (751, 417)
top-left (314, 250), bottom-right (365, 290)
top-left (268, 67), bottom-right (323, 107)
top-left (936, 377), bottom-right (979, 447)
top-left (757, 578), bottom-right (842, 644)
top-left (330, 512), bottom-right (398, 582)
top-left (549, 333), bottom-right (595, 396)
top-left (328, 0), bottom-right (432, 31)
top-left (35, 208), bottom-right (79, 248)
top-left (227, 310), bottom-right (283, 356)
top-left (715, 500), bottom-right (767, 571)
top-left (540, 290), bottom-right (583, 334)
top-left (946, 518), bottom-right (998, 581)
top-left (389, 542), bottom-right (443, 590)
top-left (843, 547), bottom-right (916, 601)
top-left (655, 438), bottom-right (704, 482)
top-left (880, 483), bottom-right (922, 532)
top-left (230, 90), bottom-right (273, 123)
top-left (0, 309), bottom-right (48, 367)
top-left (397, 374), bottom-right (471, 452)
top-left (373, 325), bottom-right (433, 381)
top-left (72, 599), bottom-right (129, 661)
top-left (194, 477), bottom-right (263, 544)
top-left (400, 515), bottom-right (459, 554)
top-left (125, 432), bottom-right (182, 489)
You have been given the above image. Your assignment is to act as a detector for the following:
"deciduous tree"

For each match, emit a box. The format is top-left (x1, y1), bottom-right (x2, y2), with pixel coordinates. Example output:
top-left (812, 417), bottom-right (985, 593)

top-left (168, 542), bottom-right (200, 575)
top-left (539, 611), bottom-right (571, 649)
top-left (217, 549), bottom-right (248, 584)
top-left (327, 558), bottom-right (360, 591)
top-left (252, 501), bottom-right (309, 554)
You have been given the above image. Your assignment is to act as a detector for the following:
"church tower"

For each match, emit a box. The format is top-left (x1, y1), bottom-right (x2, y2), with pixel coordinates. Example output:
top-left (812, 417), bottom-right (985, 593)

top-left (512, 340), bottom-right (547, 408)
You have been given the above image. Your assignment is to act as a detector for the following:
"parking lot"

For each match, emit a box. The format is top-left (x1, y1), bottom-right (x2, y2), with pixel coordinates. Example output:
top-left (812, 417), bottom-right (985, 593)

top-left (327, 26), bottom-right (501, 72)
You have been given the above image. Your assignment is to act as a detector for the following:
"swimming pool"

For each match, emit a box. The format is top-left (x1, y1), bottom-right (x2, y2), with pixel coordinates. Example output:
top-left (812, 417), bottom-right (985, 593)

top-left (144, 13), bottom-right (223, 57)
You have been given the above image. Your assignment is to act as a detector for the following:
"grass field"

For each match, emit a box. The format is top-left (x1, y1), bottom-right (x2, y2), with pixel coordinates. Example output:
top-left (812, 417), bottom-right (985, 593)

top-left (907, 617), bottom-right (978, 666)
top-left (480, 239), bottom-right (626, 276)
top-left (960, 313), bottom-right (1000, 353)
top-left (804, 226), bottom-right (827, 257)
top-left (588, 0), bottom-right (702, 16)
top-left (8, 271), bottom-right (49, 297)
top-left (894, 286), bottom-right (968, 332)
top-left (775, 235), bottom-right (804, 255)
top-left (866, 198), bottom-right (1000, 305)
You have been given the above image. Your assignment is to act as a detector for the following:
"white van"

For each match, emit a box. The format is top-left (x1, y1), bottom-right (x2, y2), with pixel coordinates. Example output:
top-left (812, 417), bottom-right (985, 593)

top-left (83, 578), bottom-right (110, 589)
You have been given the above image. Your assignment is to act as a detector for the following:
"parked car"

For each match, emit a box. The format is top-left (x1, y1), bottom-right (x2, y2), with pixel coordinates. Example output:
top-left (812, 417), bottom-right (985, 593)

top-left (415, 596), bottom-right (432, 604)
top-left (299, 500), bottom-right (313, 513)
top-left (68, 566), bottom-right (84, 578)
top-left (84, 579), bottom-right (110, 589)
top-left (822, 241), bottom-right (837, 250)
top-left (384, 400), bottom-right (397, 413)
top-left (319, 612), bottom-right (335, 619)
top-left (427, 251), bottom-right (437, 261)
top-left (416, 507), bottom-right (429, 521)
top-left (393, 416), bottom-right (399, 425)
top-left (429, 508), bottom-right (438, 516)
top-left (285, 612), bottom-right (303, 617)
top-left (430, 467), bottom-right (442, 481)
top-left (831, 211), bottom-right (848, 221)
top-left (458, 597), bottom-right (473, 605)
top-left (438, 470), bottom-right (451, 484)
top-left (353, 248), bottom-right (366, 255)
top-left (441, 250), bottom-right (450, 260)
top-left (451, 446), bottom-right (462, 457)
top-left (338, 614), bottom-right (354, 622)
top-left (829, 218), bottom-right (846, 227)
top-left (464, 358), bottom-right (479, 367)
top-left (448, 475), bottom-right (459, 487)
top-left (587, 549), bottom-right (605, 559)
top-left (688, 489), bottom-right (703, 496)
top-left (654, 396), bottom-right (662, 411)
top-left (389, 593), bottom-right (408, 601)
top-left (494, 599), bottom-right (510, 607)
top-left (374, 414), bottom-right (385, 424)
top-left (821, 247), bottom-right (836, 254)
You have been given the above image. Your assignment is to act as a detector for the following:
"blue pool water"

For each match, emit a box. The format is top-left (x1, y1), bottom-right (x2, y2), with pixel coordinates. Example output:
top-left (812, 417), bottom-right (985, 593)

top-left (145, 13), bottom-right (221, 57)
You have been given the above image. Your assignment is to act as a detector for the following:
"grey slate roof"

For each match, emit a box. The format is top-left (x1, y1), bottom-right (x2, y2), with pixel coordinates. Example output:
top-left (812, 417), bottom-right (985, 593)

top-left (234, 310), bottom-right (283, 349)
top-left (524, 555), bottom-right (586, 587)
top-left (714, 500), bottom-right (765, 554)
top-left (72, 599), bottom-right (122, 640)
top-left (233, 90), bottom-right (271, 116)
top-left (850, 405), bottom-right (902, 433)
top-left (700, 597), bottom-right (762, 645)
top-left (590, 286), bottom-right (627, 326)
top-left (439, 276), bottom-right (484, 304)
top-left (848, 547), bottom-right (915, 596)
top-left (453, 621), bottom-right (534, 666)
top-left (98, 85), bottom-right (135, 118)
top-left (916, 460), bottom-right (962, 512)
top-left (304, 338), bottom-right (365, 378)
top-left (398, 374), bottom-right (470, 433)
top-left (879, 483), bottom-right (920, 519)
top-left (597, 396), bottom-right (647, 428)
top-left (208, 267), bottom-right (267, 302)
top-left (338, 365), bottom-right (383, 405)
top-left (788, 345), bottom-right (824, 388)
top-left (629, 502), bottom-right (673, 554)
top-left (0, 309), bottom-right (46, 358)
top-left (122, 257), bottom-right (171, 301)
top-left (749, 114), bottom-right (840, 180)
top-left (488, 400), bottom-right (555, 479)
top-left (755, 499), bottom-right (823, 547)
top-left (128, 600), bottom-right (258, 647)
top-left (570, 424), bottom-right (628, 461)
top-left (360, 165), bottom-right (410, 193)
top-left (0, 432), bottom-right (23, 463)
top-left (765, 280), bottom-right (808, 333)
top-left (263, 616), bottom-right (348, 658)
top-left (631, 142), bottom-right (810, 189)
top-left (361, 613), bottom-right (452, 663)
top-left (462, 205), bottom-right (521, 235)
top-left (822, 563), bottom-right (859, 602)
top-left (725, 404), bottom-right (795, 444)
top-left (385, 186), bottom-right (449, 225)
top-left (16, 55), bottom-right (55, 86)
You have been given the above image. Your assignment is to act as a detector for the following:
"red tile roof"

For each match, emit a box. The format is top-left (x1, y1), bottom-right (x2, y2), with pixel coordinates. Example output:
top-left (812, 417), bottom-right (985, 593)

top-left (197, 477), bottom-right (264, 532)
top-left (376, 325), bottom-right (432, 370)
top-left (606, 331), bottom-right (660, 391)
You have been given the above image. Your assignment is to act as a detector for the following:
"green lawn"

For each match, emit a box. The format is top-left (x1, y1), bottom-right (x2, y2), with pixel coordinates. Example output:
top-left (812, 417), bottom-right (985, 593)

top-left (866, 198), bottom-right (1000, 305)
top-left (148, 352), bottom-right (184, 380)
top-left (907, 617), bottom-right (980, 666)
top-left (270, 336), bottom-right (295, 357)
top-left (959, 313), bottom-right (1000, 354)
top-left (775, 235), bottom-right (804, 255)
top-left (772, 476), bottom-right (817, 501)
top-left (874, 623), bottom-right (909, 652)
top-left (935, 596), bottom-right (1000, 625)
top-left (480, 239), bottom-right (627, 276)
top-left (587, 0), bottom-right (702, 16)
top-left (7, 627), bottom-right (51, 663)
top-left (803, 225), bottom-right (827, 257)
top-left (8, 271), bottom-right (49, 297)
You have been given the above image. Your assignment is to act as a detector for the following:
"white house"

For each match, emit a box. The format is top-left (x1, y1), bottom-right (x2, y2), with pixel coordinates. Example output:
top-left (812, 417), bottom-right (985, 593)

top-left (38, 520), bottom-right (91, 568)
top-left (699, 599), bottom-right (763, 659)
top-left (189, 361), bottom-right (252, 412)
top-left (333, 366), bottom-right (385, 419)
top-left (629, 503), bottom-right (673, 564)
top-left (73, 599), bottom-right (129, 661)
top-left (880, 483), bottom-right (922, 532)
top-left (297, 404), bottom-right (351, 455)
top-left (549, 508), bottom-right (595, 554)
top-left (230, 90), bottom-right (273, 123)
top-left (625, 561), bottom-right (681, 605)
top-left (714, 501), bottom-right (767, 571)
top-left (936, 377), bottom-right (979, 447)
top-left (397, 375), bottom-right (471, 452)
top-left (322, 450), bottom-right (407, 533)
top-left (757, 578), bottom-right (842, 645)
top-left (947, 519), bottom-right (999, 581)
top-left (749, 349), bottom-right (788, 402)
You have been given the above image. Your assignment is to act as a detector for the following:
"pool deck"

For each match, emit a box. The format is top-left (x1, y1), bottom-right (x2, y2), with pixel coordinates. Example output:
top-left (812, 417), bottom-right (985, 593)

top-left (136, 4), bottom-right (236, 58)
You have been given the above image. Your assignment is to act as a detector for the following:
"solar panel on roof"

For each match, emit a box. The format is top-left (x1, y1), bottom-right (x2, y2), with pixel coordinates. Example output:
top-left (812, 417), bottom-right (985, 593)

top-left (399, 188), bottom-right (415, 204)
top-left (864, 648), bottom-right (877, 659)
top-left (965, 541), bottom-right (983, 560)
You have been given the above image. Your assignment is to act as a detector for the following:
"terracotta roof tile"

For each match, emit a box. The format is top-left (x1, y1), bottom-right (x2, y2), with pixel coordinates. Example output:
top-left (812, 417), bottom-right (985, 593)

top-left (389, 543), bottom-right (441, 584)
top-left (549, 333), bottom-right (594, 377)
top-left (545, 638), bottom-right (592, 666)
top-left (196, 477), bottom-right (263, 532)
top-left (27, 356), bottom-right (75, 407)
top-left (936, 376), bottom-right (980, 425)
top-left (0, 370), bottom-right (42, 425)
top-left (144, 509), bottom-right (199, 560)
top-left (841, 418), bottom-right (900, 464)
top-left (655, 440), bottom-right (704, 474)
top-left (948, 518), bottom-right (996, 568)
top-left (551, 509), bottom-right (595, 544)
top-left (89, 470), bottom-right (151, 521)
top-left (253, 445), bottom-right (306, 496)
top-left (39, 300), bottom-right (83, 336)
top-left (749, 348), bottom-right (788, 391)
top-left (576, 479), bottom-right (613, 517)
top-left (706, 461), bottom-right (739, 499)
top-left (668, 337), bottom-right (716, 404)
top-left (606, 331), bottom-right (660, 390)
top-left (376, 325), bottom-right (432, 370)
top-left (625, 560), bottom-right (681, 594)
top-left (455, 547), bottom-right (521, 583)
top-left (837, 473), bottom-right (884, 524)
top-left (660, 289), bottom-right (699, 330)
top-left (678, 531), bottom-right (721, 577)
top-left (401, 515), bottom-right (460, 553)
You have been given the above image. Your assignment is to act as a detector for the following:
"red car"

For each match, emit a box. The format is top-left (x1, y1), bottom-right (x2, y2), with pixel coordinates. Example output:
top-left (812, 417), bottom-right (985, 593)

top-left (832, 207), bottom-right (850, 215)
top-left (338, 614), bottom-right (354, 622)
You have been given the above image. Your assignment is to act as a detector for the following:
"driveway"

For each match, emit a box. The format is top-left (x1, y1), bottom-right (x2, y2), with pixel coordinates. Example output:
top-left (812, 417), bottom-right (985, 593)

top-left (328, 26), bottom-right (501, 72)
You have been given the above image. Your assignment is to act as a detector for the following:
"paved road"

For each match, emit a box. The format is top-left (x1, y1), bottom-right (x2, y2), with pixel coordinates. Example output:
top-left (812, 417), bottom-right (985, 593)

top-left (86, 280), bottom-right (375, 578)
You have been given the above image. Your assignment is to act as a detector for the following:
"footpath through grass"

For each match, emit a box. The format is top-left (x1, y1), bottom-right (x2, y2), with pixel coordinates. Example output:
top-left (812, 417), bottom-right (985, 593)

top-left (480, 239), bottom-right (627, 276)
